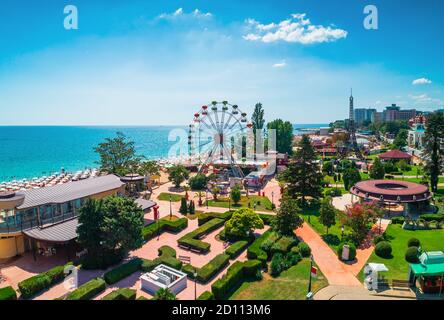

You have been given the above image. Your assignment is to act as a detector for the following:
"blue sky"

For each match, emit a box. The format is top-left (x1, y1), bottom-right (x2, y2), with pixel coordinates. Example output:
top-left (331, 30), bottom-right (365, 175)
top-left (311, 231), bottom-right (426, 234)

top-left (0, 0), bottom-right (443, 125)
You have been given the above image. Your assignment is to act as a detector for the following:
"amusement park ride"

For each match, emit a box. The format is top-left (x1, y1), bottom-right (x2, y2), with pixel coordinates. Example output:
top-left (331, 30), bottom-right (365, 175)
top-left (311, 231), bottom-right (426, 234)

top-left (188, 101), bottom-right (252, 178)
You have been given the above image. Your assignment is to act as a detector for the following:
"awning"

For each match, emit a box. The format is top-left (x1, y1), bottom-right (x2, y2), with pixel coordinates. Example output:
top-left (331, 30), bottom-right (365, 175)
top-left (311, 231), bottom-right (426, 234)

top-left (135, 198), bottom-right (156, 211)
top-left (410, 251), bottom-right (444, 276)
top-left (23, 218), bottom-right (79, 243)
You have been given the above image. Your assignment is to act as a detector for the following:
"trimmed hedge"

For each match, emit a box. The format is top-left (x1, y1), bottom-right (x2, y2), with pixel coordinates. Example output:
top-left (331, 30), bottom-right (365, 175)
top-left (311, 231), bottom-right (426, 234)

top-left (18, 263), bottom-right (72, 299)
top-left (66, 278), bottom-right (106, 300)
top-left (337, 242), bottom-right (357, 261)
top-left (0, 286), bottom-right (17, 301)
top-left (391, 216), bottom-right (405, 224)
top-left (178, 218), bottom-right (225, 253)
top-left (420, 214), bottom-right (444, 222)
top-left (211, 260), bottom-right (261, 300)
top-left (104, 258), bottom-right (143, 285)
top-left (102, 288), bottom-right (137, 300)
top-left (141, 245), bottom-right (182, 272)
top-left (197, 254), bottom-right (230, 283)
top-left (297, 242), bottom-right (311, 258)
top-left (407, 238), bottom-right (421, 248)
top-left (247, 230), bottom-right (273, 266)
top-left (225, 240), bottom-right (250, 259)
top-left (271, 236), bottom-right (299, 254)
top-left (197, 291), bottom-right (215, 300)
top-left (405, 246), bottom-right (420, 263)
top-left (142, 216), bottom-right (188, 240)
top-left (198, 211), bottom-right (233, 226)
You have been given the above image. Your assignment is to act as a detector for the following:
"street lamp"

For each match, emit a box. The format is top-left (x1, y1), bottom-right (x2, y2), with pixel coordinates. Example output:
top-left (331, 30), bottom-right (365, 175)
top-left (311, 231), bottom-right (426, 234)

top-left (307, 254), bottom-right (314, 296)
top-left (206, 190), bottom-right (208, 209)
top-left (228, 197), bottom-right (231, 211)
top-left (253, 201), bottom-right (256, 212)
top-left (271, 191), bottom-right (274, 210)
top-left (169, 195), bottom-right (172, 219)
top-left (194, 269), bottom-right (198, 300)
top-left (341, 225), bottom-right (344, 241)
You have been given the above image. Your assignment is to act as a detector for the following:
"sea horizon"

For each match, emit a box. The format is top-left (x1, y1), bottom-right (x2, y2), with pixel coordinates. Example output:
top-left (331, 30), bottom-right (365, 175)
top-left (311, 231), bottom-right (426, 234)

top-left (0, 124), bottom-right (328, 181)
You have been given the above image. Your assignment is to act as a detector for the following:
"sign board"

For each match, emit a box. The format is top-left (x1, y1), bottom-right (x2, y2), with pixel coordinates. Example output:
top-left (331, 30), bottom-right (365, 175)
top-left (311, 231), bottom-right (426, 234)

top-left (311, 266), bottom-right (317, 278)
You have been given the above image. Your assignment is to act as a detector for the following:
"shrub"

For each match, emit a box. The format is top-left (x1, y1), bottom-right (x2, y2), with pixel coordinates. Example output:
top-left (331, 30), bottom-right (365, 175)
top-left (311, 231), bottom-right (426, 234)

top-left (142, 217), bottom-right (188, 240)
top-left (197, 291), bottom-right (215, 300)
top-left (225, 240), bottom-right (250, 259)
top-left (178, 218), bottom-right (225, 253)
top-left (337, 242), bottom-right (357, 261)
top-left (271, 236), bottom-right (299, 254)
top-left (407, 238), bottom-right (421, 248)
top-left (66, 278), bottom-right (106, 300)
top-left (18, 263), bottom-right (72, 299)
top-left (179, 198), bottom-right (188, 215)
top-left (373, 235), bottom-right (385, 245)
top-left (211, 260), bottom-right (261, 300)
top-left (391, 216), bottom-right (405, 224)
top-left (270, 251), bottom-right (302, 277)
top-left (260, 238), bottom-right (275, 254)
top-left (405, 247), bottom-right (420, 263)
top-left (257, 214), bottom-right (275, 226)
top-left (141, 245), bottom-right (182, 272)
top-left (375, 241), bottom-right (392, 258)
top-left (297, 242), bottom-right (311, 258)
top-left (102, 288), bottom-right (137, 300)
top-left (182, 264), bottom-right (197, 278)
top-left (158, 246), bottom-right (176, 258)
top-left (104, 258), bottom-right (142, 285)
top-left (247, 230), bottom-right (273, 266)
top-left (197, 254), bottom-right (230, 283)
top-left (189, 173), bottom-right (208, 190)
top-left (0, 286), bottom-right (17, 301)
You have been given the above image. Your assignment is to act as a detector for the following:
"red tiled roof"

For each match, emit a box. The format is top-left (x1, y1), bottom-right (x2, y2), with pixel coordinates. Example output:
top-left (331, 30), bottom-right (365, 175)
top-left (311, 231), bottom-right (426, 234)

top-left (379, 149), bottom-right (412, 160)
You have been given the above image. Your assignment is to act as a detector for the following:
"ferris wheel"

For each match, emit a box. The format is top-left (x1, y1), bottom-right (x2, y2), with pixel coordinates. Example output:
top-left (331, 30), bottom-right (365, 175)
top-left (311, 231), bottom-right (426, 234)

top-left (188, 101), bottom-right (252, 178)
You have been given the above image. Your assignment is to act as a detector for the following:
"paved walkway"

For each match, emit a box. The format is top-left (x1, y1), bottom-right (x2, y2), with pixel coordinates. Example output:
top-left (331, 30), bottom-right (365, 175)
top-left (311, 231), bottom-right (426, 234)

top-left (314, 285), bottom-right (409, 300)
top-left (295, 223), bottom-right (362, 287)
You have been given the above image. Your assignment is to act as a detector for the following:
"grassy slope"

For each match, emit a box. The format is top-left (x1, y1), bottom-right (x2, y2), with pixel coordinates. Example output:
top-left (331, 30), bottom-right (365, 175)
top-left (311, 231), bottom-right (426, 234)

top-left (357, 224), bottom-right (444, 281)
top-left (229, 259), bottom-right (327, 300)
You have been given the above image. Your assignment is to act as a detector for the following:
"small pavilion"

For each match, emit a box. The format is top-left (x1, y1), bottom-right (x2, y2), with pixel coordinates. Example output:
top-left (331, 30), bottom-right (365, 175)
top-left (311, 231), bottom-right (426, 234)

top-left (409, 251), bottom-right (444, 295)
top-left (379, 149), bottom-right (412, 163)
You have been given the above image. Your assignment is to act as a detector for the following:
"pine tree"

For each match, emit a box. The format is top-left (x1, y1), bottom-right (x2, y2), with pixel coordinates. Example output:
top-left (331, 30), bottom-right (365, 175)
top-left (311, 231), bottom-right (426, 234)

top-left (272, 197), bottom-right (303, 236)
top-left (424, 112), bottom-right (444, 192)
top-left (319, 197), bottom-right (336, 234)
top-left (370, 158), bottom-right (385, 179)
top-left (188, 200), bottom-right (195, 215)
top-left (179, 198), bottom-right (188, 215)
top-left (281, 135), bottom-right (322, 207)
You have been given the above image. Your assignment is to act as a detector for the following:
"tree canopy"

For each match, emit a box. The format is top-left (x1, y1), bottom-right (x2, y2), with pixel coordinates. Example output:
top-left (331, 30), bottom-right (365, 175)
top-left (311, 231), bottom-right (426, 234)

top-left (267, 119), bottom-right (294, 154)
top-left (94, 132), bottom-right (141, 176)
top-left (224, 208), bottom-right (264, 238)
top-left (281, 135), bottom-right (322, 206)
top-left (272, 197), bottom-right (303, 236)
top-left (77, 196), bottom-right (144, 269)
top-left (342, 166), bottom-right (361, 191)
top-left (319, 197), bottom-right (336, 234)
top-left (167, 165), bottom-right (190, 188)
top-left (370, 158), bottom-right (385, 179)
top-left (424, 112), bottom-right (444, 192)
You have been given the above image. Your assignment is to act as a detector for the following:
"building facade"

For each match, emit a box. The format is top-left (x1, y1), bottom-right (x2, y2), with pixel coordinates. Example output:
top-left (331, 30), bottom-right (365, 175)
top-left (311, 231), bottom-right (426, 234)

top-left (383, 104), bottom-right (417, 122)
top-left (0, 175), bottom-right (125, 260)
top-left (354, 108), bottom-right (377, 125)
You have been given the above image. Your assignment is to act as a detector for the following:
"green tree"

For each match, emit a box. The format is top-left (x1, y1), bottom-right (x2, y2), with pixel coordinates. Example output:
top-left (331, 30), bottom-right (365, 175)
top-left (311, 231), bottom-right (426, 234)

top-left (138, 160), bottom-right (160, 177)
top-left (281, 135), bottom-right (322, 207)
top-left (94, 132), bottom-right (141, 176)
top-left (322, 160), bottom-right (334, 176)
top-left (153, 288), bottom-right (177, 300)
top-left (188, 173), bottom-right (208, 190)
top-left (272, 197), bottom-right (303, 236)
top-left (267, 119), bottom-right (294, 154)
top-left (167, 165), bottom-right (190, 188)
top-left (77, 196), bottom-right (144, 269)
top-left (319, 197), bottom-right (336, 234)
top-left (392, 129), bottom-right (408, 149)
top-left (343, 166), bottom-right (361, 191)
top-left (224, 208), bottom-right (264, 238)
top-left (424, 112), bottom-right (444, 192)
top-left (252, 103), bottom-right (265, 133)
top-left (179, 198), bottom-right (188, 215)
top-left (188, 200), bottom-right (195, 215)
top-left (370, 158), bottom-right (385, 179)
top-left (345, 203), bottom-right (378, 244)
top-left (230, 185), bottom-right (241, 205)
top-left (210, 186), bottom-right (221, 200)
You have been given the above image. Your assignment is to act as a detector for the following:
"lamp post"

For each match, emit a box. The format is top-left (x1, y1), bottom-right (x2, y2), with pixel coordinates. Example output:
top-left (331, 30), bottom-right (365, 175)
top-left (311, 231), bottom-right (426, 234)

top-left (253, 201), bottom-right (256, 212)
top-left (341, 225), bottom-right (344, 241)
top-left (169, 195), bottom-right (172, 219)
top-left (228, 197), bottom-right (231, 211)
top-left (206, 190), bottom-right (208, 209)
top-left (307, 254), bottom-right (314, 295)
top-left (194, 269), bottom-right (198, 300)
top-left (271, 191), bottom-right (274, 210)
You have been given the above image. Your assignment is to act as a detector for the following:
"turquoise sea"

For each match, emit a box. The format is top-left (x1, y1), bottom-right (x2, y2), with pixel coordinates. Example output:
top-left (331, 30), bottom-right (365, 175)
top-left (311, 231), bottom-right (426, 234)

top-left (0, 124), bottom-right (327, 181)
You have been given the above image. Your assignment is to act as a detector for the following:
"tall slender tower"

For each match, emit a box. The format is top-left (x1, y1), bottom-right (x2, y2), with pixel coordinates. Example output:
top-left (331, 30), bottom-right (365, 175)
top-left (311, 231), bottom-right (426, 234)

top-left (343, 89), bottom-right (364, 160)
top-left (349, 89), bottom-right (354, 123)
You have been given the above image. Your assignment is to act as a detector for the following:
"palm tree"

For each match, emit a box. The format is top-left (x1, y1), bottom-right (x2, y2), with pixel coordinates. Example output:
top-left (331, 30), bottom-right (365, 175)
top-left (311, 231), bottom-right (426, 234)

top-left (195, 192), bottom-right (204, 206)
top-left (211, 186), bottom-right (221, 201)
top-left (153, 288), bottom-right (177, 300)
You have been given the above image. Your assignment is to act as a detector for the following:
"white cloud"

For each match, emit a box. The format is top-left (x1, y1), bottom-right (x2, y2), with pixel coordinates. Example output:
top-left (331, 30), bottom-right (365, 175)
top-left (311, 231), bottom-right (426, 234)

top-left (243, 13), bottom-right (347, 44)
top-left (273, 61), bottom-right (286, 68)
top-left (412, 77), bottom-right (432, 85)
top-left (158, 8), bottom-right (212, 20)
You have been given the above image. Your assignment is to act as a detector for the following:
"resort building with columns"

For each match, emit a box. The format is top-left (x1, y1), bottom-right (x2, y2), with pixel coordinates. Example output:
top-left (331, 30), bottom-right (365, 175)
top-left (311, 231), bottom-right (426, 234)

top-left (0, 174), bottom-right (126, 260)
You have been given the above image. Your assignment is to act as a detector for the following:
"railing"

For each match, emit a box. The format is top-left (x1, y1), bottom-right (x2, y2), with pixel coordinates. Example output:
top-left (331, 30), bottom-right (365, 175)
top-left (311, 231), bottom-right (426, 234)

top-left (0, 211), bottom-right (78, 234)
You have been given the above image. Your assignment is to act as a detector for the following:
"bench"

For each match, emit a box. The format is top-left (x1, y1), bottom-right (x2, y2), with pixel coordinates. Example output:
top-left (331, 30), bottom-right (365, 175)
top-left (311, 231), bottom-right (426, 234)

top-left (391, 280), bottom-right (412, 289)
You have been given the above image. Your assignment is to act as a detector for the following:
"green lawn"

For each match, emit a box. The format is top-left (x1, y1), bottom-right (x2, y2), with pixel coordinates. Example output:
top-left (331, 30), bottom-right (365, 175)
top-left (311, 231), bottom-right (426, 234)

top-left (357, 224), bottom-right (444, 282)
top-left (207, 195), bottom-right (274, 212)
top-left (229, 259), bottom-right (327, 300)
top-left (300, 205), bottom-right (350, 251)
top-left (157, 192), bottom-right (184, 202)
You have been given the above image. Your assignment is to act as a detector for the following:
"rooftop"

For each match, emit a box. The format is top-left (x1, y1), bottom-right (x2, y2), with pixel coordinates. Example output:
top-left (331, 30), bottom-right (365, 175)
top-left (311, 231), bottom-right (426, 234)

top-left (16, 174), bottom-right (125, 210)
top-left (379, 149), bottom-right (412, 160)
